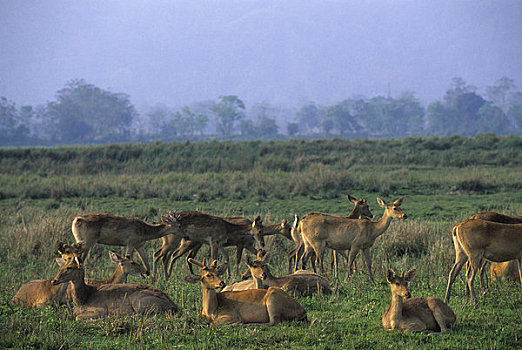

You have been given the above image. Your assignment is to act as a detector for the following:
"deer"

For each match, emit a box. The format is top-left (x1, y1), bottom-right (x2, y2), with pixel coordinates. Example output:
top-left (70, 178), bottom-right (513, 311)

top-left (50, 256), bottom-right (177, 321)
top-left (240, 251), bottom-right (331, 297)
top-left (444, 219), bottom-right (522, 307)
top-left (250, 216), bottom-right (293, 248)
top-left (382, 269), bottom-right (456, 334)
top-left (71, 212), bottom-right (183, 280)
top-left (489, 260), bottom-right (521, 283)
top-left (153, 215), bottom-right (258, 280)
top-left (298, 197), bottom-right (406, 282)
top-left (12, 251), bottom-right (148, 308)
top-left (444, 211), bottom-right (522, 304)
top-left (290, 195), bottom-right (374, 275)
top-left (184, 258), bottom-right (307, 326)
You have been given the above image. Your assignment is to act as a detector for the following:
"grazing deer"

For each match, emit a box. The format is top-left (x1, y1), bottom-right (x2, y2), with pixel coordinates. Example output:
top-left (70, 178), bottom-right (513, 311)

top-left (184, 258), bottom-right (307, 326)
top-left (444, 219), bottom-right (522, 307)
top-left (382, 269), bottom-right (456, 333)
top-left (299, 197), bottom-right (406, 282)
top-left (490, 260), bottom-right (521, 283)
top-left (243, 252), bottom-right (331, 297)
top-left (50, 256), bottom-right (177, 321)
top-left (71, 212), bottom-right (183, 278)
top-left (12, 251), bottom-right (147, 308)
top-left (290, 195), bottom-right (374, 275)
top-left (153, 215), bottom-right (258, 280)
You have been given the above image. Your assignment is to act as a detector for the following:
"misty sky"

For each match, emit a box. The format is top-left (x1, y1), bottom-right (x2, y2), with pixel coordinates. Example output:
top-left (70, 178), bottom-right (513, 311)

top-left (1, 0), bottom-right (521, 110)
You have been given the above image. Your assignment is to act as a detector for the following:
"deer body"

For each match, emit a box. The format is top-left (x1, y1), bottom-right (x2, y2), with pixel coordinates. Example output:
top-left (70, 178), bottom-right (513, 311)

top-left (153, 215), bottom-right (257, 279)
top-left (185, 258), bottom-right (307, 326)
top-left (299, 197), bottom-right (406, 281)
top-left (51, 257), bottom-right (177, 321)
top-left (71, 213), bottom-right (182, 276)
top-left (290, 195), bottom-right (373, 274)
top-left (490, 260), bottom-right (521, 283)
top-left (245, 252), bottom-right (331, 297)
top-left (383, 270), bottom-right (456, 333)
top-left (12, 251), bottom-right (147, 308)
top-left (445, 219), bottom-right (522, 307)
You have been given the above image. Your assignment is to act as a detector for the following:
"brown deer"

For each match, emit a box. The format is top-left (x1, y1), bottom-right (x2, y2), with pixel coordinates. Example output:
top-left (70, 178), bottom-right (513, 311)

top-left (444, 211), bottom-right (522, 304)
top-left (71, 212), bottom-right (183, 278)
top-left (184, 258), bottom-right (307, 326)
top-left (153, 215), bottom-right (258, 279)
top-left (444, 219), bottom-right (522, 307)
top-left (12, 251), bottom-right (147, 308)
top-left (290, 195), bottom-right (374, 275)
top-left (299, 197), bottom-right (406, 282)
top-left (382, 269), bottom-right (456, 333)
top-left (250, 216), bottom-right (293, 248)
top-left (242, 252), bottom-right (331, 297)
top-left (490, 260), bottom-right (521, 283)
top-left (50, 256), bottom-right (177, 321)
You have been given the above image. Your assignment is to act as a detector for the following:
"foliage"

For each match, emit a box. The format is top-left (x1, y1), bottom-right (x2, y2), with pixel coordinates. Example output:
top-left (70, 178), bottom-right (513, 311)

top-left (211, 95), bottom-right (246, 137)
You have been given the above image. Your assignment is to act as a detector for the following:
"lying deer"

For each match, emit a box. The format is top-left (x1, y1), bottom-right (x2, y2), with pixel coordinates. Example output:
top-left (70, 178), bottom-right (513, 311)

top-left (382, 269), bottom-right (456, 334)
top-left (51, 256), bottom-right (177, 321)
top-left (12, 251), bottom-right (147, 308)
top-left (243, 252), bottom-right (331, 297)
top-left (290, 195), bottom-right (373, 275)
top-left (299, 197), bottom-right (406, 282)
top-left (71, 212), bottom-right (183, 278)
top-left (490, 260), bottom-right (521, 283)
top-left (444, 219), bottom-right (522, 307)
top-left (184, 258), bottom-right (307, 326)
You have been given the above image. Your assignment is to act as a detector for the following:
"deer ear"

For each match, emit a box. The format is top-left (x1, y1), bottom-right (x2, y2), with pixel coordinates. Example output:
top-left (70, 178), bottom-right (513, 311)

top-left (377, 197), bottom-right (386, 208)
top-left (109, 251), bottom-right (123, 263)
top-left (56, 258), bottom-right (67, 267)
top-left (386, 269), bottom-right (395, 283)
top-left (348, 194), bottom-right (357, 203)
top-left (404, 269), bottom-right (416, 281)
top-left (241, 269), bottom-right (251, 280)
top-left (184, 275), bottom-right (202, 284)
top-left (262, 252), bottom-right (271, 264)
top-left (393, 197), bottom-right (404, 206)
top-left (216, 263), bottom-right (228, 276)
top-left (281, 219), bottom-right (287, 227)
top-left (246, 255), bottom-right (253, 266)
top-left (56, 241), bottom-right (66, 254)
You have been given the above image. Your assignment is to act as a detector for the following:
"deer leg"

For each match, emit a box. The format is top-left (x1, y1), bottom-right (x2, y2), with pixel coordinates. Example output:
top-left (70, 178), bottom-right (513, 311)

top-left (516, 258), bottom-right (522, 285)
top-left (134, 246), bottom-right (152, 281)
top-left (361, 249), bottom-right (374, 283)
top-left (444, 251), bottom-right (467, 303)
top-left (346, 247), bottom-right (360, 279)
top-left (478, 259), bottom-right (488, 295)
top-left (466, 256), bottom-right (482, 308)
top-left (235, 246), bottom-right (244, 276)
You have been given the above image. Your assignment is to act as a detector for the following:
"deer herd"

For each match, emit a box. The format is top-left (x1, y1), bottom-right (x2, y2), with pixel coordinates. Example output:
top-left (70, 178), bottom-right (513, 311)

top-left (12, 195), bottom-right (522, 334)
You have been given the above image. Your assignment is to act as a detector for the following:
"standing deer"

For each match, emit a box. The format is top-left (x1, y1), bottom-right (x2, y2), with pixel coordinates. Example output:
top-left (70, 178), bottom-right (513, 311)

top-left (243, 252), bottom-right (331, 297)
top-left (382, 269), bottom-right (456, 333)
top-left (444, 211), bottom-right (522, 304)
top-left (12, 251), bottom-right (147, 308)
top-left (153, 215), bottom-right (258, 279)
top-left (444, 219), bottom-right (522, 307)
top-left (71, 212), bottom-right (183, 279)
top-left (50, 256), bottom-right (177, 321)
top-left (290, 195), bottom-right (373, 275)
top-left (299, 197), bottom-right (406, 282)
top-left (184, 258), bottom-right (307, 326)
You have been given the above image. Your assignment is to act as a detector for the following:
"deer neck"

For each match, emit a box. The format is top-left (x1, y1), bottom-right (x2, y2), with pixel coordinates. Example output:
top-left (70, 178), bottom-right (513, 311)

top-left (91, 265), bottom-right (125, 285)
top-left (201, 285), bottom-right (219, 320)
top-left (346, 207), bottom-right (359, 219)
top-left (145, 222), bottom-right (176, 239)
top-left (69, 272), bottom-right (95, 307)
top-left (370, 210), bottom-right (394, 239)
top-left (388, 292), bottom-right (404, 321)
top-left (253, 276), bottom-right (264, 289)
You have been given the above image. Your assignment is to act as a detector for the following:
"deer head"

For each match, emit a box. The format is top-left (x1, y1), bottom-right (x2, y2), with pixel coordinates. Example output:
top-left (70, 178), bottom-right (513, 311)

top-left (386, 269), bottom-right (416, 299)
top-left (377, 197), bottom-right (407, 220)
top-left (184, 258), bottom-right (228, 289)
top-left (246, 252), bottom-right (271, 281)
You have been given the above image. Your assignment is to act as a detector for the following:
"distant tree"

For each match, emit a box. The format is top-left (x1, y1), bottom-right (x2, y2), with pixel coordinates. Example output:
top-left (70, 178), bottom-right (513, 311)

top-left (443, 76), bottom-right (476, 108)
top-left (296, 102), bottom-right (319, 134)
top-left (426, 101), bottom-right (459, 136)
top-left (323, 104), bottom-right (361, 135)
top-left (0, 97), bottom-right (19, 140)
top-left (287, 122), bottom-right (299, 137)
top-left (486, 77), bottom-right (516, 115)
top-left (46, 79), bottom-right (136, 143)
top-left (455, 92), bottom-right (486, 135)
top-left (211, 95), bottom-right (245, 137)
top-left (239, 119), bottom-right (256, 136)
top-left (146, 104), bottom-right (172, 134)
top-left (477, 102), bottom-right (511, 135)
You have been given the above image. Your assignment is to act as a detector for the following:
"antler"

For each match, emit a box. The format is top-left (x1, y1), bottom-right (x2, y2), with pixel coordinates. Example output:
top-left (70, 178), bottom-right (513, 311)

top-left (187, 258), bottom-right (206, 268)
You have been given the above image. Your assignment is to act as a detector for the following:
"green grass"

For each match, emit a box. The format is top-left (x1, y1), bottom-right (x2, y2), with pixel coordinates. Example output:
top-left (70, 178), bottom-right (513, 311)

top-left (0, 137), bottom-right (521, 349)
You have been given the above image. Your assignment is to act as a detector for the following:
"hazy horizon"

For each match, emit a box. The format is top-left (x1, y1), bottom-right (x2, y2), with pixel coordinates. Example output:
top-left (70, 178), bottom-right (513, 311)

top-left (1, 1), bottom-right (521, 110)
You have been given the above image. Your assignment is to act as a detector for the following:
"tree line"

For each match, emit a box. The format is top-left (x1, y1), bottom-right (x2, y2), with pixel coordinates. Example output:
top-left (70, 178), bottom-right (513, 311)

top-left (1, 76), bottom-right (521, 146)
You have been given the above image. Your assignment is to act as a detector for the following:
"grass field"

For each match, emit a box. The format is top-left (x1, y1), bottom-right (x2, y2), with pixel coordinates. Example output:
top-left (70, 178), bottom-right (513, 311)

top-left (0, 136), bottom-right (521, 349)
